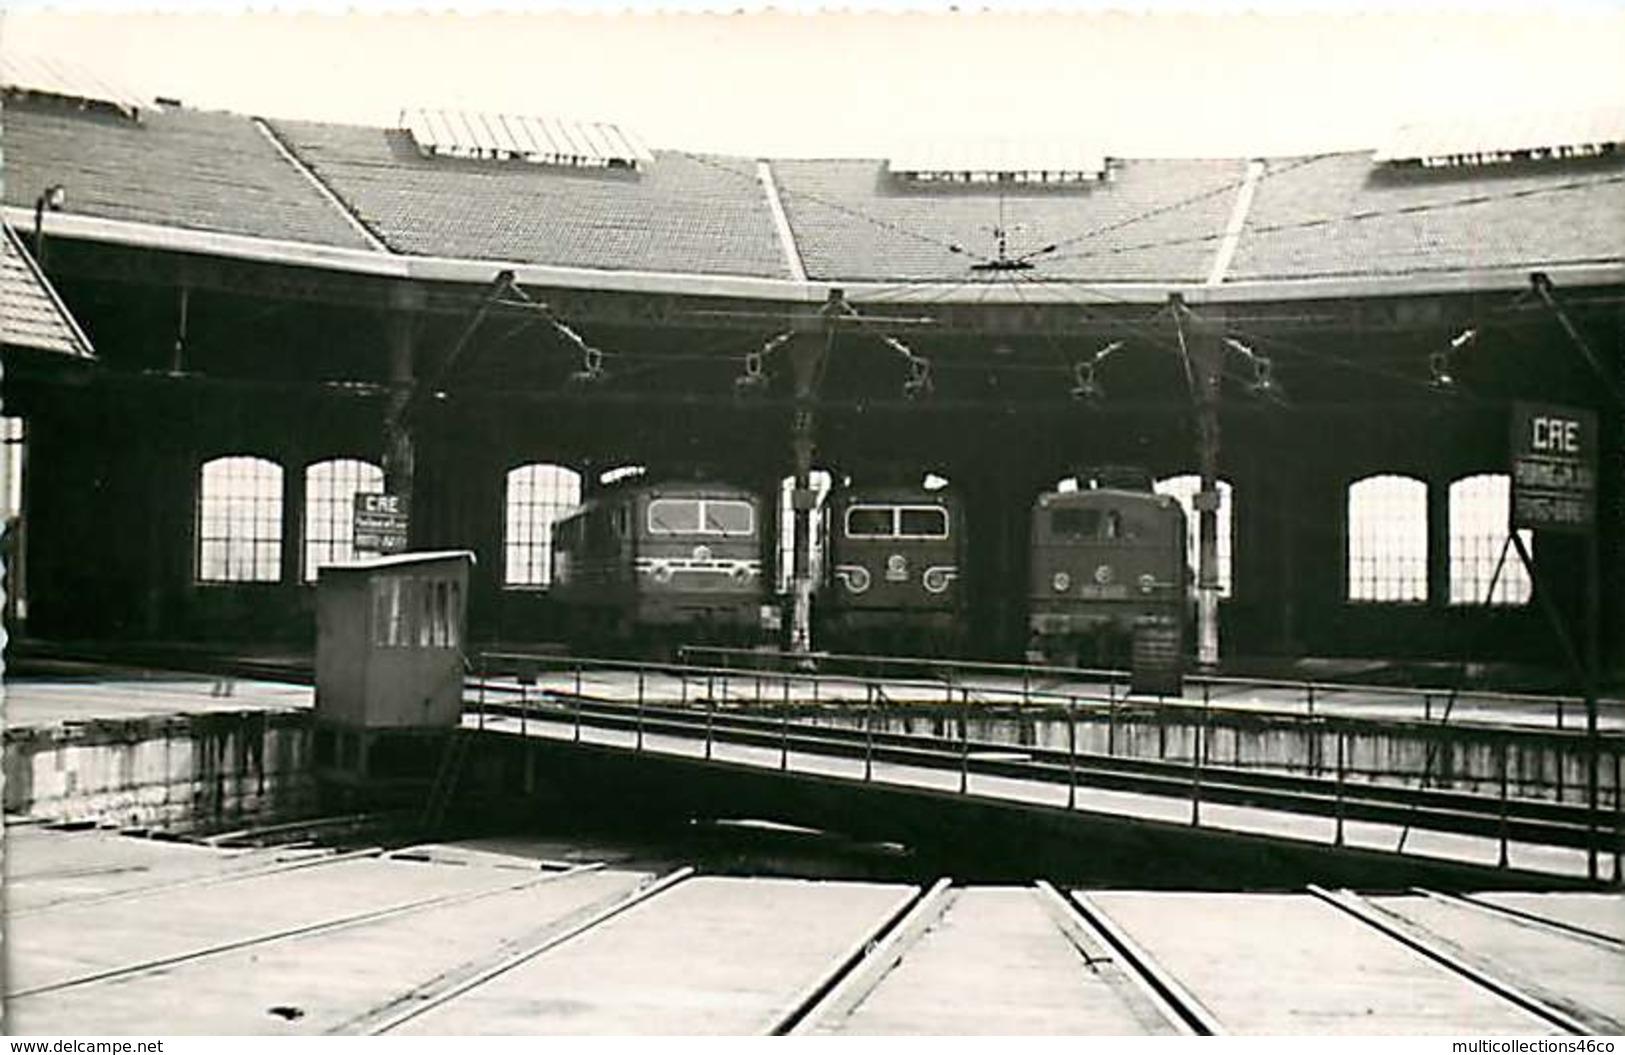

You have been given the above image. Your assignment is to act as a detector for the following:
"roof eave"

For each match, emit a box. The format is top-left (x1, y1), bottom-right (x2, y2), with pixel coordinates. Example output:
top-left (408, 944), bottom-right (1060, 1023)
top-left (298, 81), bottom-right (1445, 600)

top-left (7, 205), bottom-right (1622, 310)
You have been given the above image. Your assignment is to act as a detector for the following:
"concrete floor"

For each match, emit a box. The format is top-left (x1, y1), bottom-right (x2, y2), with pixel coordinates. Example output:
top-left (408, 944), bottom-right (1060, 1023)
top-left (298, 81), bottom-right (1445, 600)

top-left (5, 827), bottom-right (1620, 1036)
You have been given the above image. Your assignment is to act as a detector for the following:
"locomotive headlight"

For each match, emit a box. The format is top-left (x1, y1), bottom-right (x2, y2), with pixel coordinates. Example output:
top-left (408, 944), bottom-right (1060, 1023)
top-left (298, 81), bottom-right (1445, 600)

top-left (837, 565), bottom-right (872, 594)
top-left (1138, 573), bottom-right (1157, 594)
top-left (1051, 571), bottom-right (1072, 593)
top-left (922, 566), bottom-right (956, 594)
top-left (652, 564), bottom-right (674, 583)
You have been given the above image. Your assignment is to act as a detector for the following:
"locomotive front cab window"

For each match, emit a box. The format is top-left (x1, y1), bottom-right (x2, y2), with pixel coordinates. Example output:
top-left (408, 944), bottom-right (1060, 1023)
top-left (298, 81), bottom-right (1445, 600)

top-left (704, 499), bottom-right (755, 536)
top-left (898, 506), bottom-right (949, 539)
top-left (845, 506), bottom-right (895, 538)
top-left (648, 498), bottom-right (755, 537)
top-left (1049, 507), bottom-right (1104, 541)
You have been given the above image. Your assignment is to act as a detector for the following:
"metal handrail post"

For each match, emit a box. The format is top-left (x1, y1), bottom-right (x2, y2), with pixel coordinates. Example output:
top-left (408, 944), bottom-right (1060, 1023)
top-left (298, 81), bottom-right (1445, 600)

top-left (520, 681), bottom-right (527, 738)
top-left (1107, 695), bottom-right (1116, 757)
top-left (705, 681), bottom-right (715, 761)
top-left (572, 660), bottom-right (582, 743)
top-left (1613, 747), bottom-right (1621, 886)
top-left (1307, 681), bottom-right (1316, 719)
top-left (1335, 729), bottom-right (1346, 847)
top-left (864, 684), bottom-right (874, 782)
top-left (1191, 704), bottom-right (1203, 827)
top-left (1067, 696), bottom-right (1077, 810)
top-left (1498, 740), bottom-right (1510, 869)
top-left (960, 688), bottom-right (970, 794)
top-left (636, 668), bottom-right (645, 752)
top-left (477, 653), bottom-right (486, 731)
top-left (781, 674), bottom-right (791, 771)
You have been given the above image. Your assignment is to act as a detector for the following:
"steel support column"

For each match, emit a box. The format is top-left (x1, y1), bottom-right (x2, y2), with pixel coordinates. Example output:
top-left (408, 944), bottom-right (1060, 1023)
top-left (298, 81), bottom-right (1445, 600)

top-left (1184, 302), bottom-right (1226, 668)
top-left (785, 297), bottom-right (833, 656)
top-left (383, 286), bottom-right (428, 520)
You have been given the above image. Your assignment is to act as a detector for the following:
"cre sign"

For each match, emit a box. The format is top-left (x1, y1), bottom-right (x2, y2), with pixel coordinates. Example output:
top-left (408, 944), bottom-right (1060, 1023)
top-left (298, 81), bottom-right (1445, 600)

top-left (353, 493), bottom-right (411, 554)
top-left (1510, 402), bottom-right (1596, 533)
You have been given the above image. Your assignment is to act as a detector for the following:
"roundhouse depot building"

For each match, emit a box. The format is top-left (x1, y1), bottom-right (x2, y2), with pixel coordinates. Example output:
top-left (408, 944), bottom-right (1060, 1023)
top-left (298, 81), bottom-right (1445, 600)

top-left (3, 88), bottom-right (1622, 676)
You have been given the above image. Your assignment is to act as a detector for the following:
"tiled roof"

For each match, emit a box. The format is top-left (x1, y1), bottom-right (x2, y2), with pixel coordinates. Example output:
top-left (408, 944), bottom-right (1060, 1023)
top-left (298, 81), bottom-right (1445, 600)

top-left (1230, 152), bottom-right (1625, 281)
top-left (3, 96), bottom-right (1622, 292)
top-left (269, 120), bottom-right (790, 279)
top-left (0, 224), bottom-right (94, 359)
top-left (0, 99), bottom-right (376, 249)
top-left (767, 157), bottom-right (1250, 283)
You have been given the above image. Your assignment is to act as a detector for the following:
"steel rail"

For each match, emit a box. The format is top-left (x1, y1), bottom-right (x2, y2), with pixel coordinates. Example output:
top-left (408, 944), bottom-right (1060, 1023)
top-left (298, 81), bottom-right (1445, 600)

top-left (676, 643), bottom-right (1619, 715)
top-left (1065, 890), bottom-right (1226, 1036)
top-left (6, 845), bottom-right (388, 919)
top-left (770, 878), bottom-right (948, 1035)
top-left (1306, 886), bottom-right (1591, 1035)
top-left (365, 867), bottom-right (694, 1035)
top-left (1033, 880), bottom-right (1196, 1036)
top-left (10, 862), bottom-right (605, 1000)
top-left (1411, 888), bottom-right (1625, 951)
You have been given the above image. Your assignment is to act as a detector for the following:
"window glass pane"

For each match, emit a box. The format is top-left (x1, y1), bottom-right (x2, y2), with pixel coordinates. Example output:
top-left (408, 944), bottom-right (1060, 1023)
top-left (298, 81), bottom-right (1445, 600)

top-left (1050, 507), bottom-right (1103, 541)
top-left (647, 498), bottom-right (702, 534)
top-left (1449, 474), bottom-right (1531, 605)
top-left (704, 499), bottom-right (755, 536)
top-left (304, 458), bottom-right (385, 581)
top-left (197, 456), bottom-right (284, 583)
top-left (846, 507), bottom-right (895, 538)
top-left (1, 416), bottom-right (24, 520)
top-left (504, 463), bottom-right (581, 587)
top-left (1348, 475), bottom-right (1427, 602)
top-left (1155, 475), bottom-right (1233, 598)
top-left (898, 507), bottom-right (948, 538)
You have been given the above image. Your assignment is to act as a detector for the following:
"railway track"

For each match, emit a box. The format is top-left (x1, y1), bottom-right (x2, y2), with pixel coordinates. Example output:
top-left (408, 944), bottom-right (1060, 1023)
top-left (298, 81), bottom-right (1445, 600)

top-left (9, 859), bottom-right (605, 1000)
top-left (483, 693), bottom-right (1623, 858)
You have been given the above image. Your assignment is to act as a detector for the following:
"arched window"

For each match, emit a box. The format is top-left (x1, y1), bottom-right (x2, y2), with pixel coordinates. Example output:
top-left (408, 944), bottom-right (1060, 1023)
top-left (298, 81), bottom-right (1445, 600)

top-left (1449, 474), bottom-right (1532, 605)
top-left (304, 458), bottom-right (385, 581)
top-left (198, 455), bottom-right (283, 583)
top-left (1347, 474), bottom-right (1428, 602)
top-left (1155, 475), bottom-right (1233, 597)
top-left (504, 463), bottom-right (582, 588)
top-left (778, 470), bottom-right (832, 593)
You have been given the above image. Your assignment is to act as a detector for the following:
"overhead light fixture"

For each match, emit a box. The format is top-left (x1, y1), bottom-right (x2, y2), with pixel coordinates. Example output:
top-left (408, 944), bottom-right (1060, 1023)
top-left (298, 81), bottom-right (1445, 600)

top-left (1428, 351), bottom-right (1457, 392)
top-left (734, 350), bottom-right (769, 399)
top-left (1427, 327), bottom-right (1476, 394)
top-left (566, 346), bottom-right (606, 388)
top-left (902, 356), bottom-right (933, 401)
top-left (1247, 355), bottom-right (1281, 400)
top-left (1070, 340), bottom-right (1124, 404)
top-left (1071, 362), bottom-right (1104, 403)
top-left (1224, 337), bottom-right (1286, 403)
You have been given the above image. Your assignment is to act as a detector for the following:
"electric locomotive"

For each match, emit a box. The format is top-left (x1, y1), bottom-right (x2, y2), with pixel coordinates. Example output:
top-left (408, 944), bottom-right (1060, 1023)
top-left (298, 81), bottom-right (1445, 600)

top-left (822, 484), bottom-right (965, 654)
top-left (1027, 468), bottom-right (1188, 666)
top-left (551, 478), bottom-right (769, 652)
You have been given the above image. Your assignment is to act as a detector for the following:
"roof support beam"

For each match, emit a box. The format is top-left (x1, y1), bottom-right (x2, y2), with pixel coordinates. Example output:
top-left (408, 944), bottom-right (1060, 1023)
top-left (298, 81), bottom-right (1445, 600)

top-left (757, 161), bottom-right (808, 282)
top-left (1206, 160), bottom-right (1264, 287)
